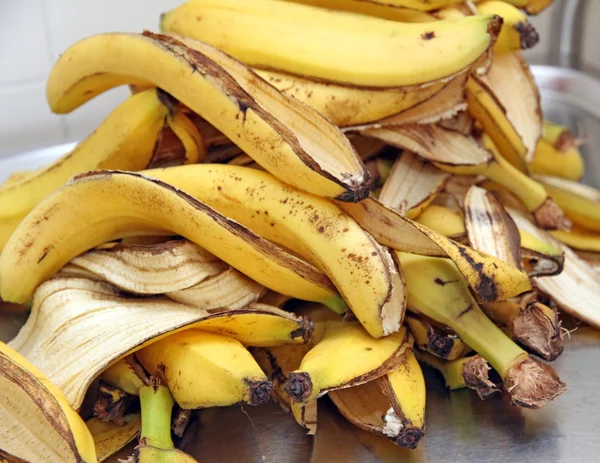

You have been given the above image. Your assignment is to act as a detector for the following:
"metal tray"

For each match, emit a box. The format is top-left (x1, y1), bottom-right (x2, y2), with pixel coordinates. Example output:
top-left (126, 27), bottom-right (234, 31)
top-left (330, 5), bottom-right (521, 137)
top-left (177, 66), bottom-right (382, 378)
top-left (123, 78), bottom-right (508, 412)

top-left (1, 66), bottom-right (600, 463)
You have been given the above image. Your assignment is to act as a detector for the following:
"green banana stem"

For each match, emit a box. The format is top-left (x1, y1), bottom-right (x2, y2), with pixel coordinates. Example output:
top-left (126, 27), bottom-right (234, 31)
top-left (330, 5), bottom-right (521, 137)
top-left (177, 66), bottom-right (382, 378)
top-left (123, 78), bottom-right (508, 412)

top-left (139, 385), bottom-right (175, 450)
top-left (322, 295), bottom-right (349, 315)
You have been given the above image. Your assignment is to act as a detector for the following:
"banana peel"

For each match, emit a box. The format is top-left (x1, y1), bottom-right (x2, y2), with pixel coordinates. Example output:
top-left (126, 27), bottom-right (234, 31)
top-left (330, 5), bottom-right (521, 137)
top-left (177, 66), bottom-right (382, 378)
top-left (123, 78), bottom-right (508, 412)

top-left (378, 151), bottom-right (451, 219)
top-left (0, 341), bottom-right (97, 463)
top-left (87, 414), bottom-right (140, 462)
top-left (329, 351), bottom-right (426, 449)
top-left (337, 197), bottom-right (532, 303)
top-left (9, 277), bottom-right (312, 409)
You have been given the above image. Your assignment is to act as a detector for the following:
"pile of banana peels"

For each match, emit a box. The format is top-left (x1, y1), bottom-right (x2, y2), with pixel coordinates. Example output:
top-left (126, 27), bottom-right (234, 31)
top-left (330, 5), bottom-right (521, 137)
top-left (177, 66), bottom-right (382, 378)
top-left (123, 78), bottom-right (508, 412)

top-left (2, 0), bottom-right (599, 461)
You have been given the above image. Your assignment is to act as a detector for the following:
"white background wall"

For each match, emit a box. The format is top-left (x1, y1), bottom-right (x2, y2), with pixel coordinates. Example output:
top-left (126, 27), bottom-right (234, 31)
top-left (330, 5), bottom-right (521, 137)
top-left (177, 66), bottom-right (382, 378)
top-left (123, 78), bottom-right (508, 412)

top-left (0, 0), bottom-right (597, 159)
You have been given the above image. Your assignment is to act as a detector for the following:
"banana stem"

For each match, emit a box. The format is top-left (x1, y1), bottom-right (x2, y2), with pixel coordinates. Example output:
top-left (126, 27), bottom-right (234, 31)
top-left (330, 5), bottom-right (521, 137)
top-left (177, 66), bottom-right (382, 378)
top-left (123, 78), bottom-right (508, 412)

top-left (322, 295), bottom-right (349, 315)
top-left (139, 385), bottom-right (175, 450)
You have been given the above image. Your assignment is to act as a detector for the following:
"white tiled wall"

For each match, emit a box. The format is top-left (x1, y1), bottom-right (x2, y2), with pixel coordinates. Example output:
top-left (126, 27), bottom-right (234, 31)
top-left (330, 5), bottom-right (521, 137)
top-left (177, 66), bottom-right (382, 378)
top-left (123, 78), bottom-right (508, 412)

top-left (0, 0), bottom-right (181, 159)
top-left (0, 0), bottom-right (598, 159)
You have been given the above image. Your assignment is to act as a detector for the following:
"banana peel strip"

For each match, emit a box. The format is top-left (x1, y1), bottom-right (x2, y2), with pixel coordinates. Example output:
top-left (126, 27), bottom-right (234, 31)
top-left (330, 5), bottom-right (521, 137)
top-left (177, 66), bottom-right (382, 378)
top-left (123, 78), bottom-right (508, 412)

top-left (337, 198), bottom-right (532, 302)
top-left (378, 151), bottom-right (451, 219)
top-left (9, 277), bottom-right (313, 409)
top-left (0, 341), bottom-right (97, 463)
top-left (509, 209), bottom-right (600, 328)
top-left (344, 70), bottom-right (469, 130)
top-left (478, 53), bottom-right (542, 163)
top-left (61, 240), bottom-right (228, 294)
top-left (464, 185), bottom-right (522, 269)
top-left (361, 124), bottom-right (492, 167)
top-left (86, 414), bottom-right (140, 462)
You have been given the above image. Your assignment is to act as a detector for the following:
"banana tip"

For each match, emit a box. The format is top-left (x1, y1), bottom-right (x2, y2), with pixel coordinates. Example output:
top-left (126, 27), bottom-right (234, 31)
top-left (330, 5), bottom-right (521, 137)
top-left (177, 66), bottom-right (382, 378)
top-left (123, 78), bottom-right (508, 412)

top-left (462, 356), bottom-right (500, 400)
top-left (515, 22), bottom-right (540, 51)
top-left (285, 372), bottom-right (313, 403)
top-left (247, 380), bottom-right (273, 406)
top-left (504, 357), bottom-right (566, 409)
top-left (394, 427), bottom-right (425, 450)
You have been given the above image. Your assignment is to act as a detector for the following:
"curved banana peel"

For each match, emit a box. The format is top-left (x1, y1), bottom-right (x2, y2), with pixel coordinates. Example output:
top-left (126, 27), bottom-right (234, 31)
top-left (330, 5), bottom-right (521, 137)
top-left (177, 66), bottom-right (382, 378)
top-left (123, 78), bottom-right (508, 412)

top-left (329, 350), bottom-right (426, 449)
top-left (61, 240), bottom-right (228, 294)
top-left (9, 277), bottom-right (312, 409)
top-left (167, 109), bottom-right (206, 165)
top-left (0, 88), bottom-right (172, 223)
top-left (136, 330), bottom-right (272, 409)
top-left (143, 164), bottom-right (406, 338)
top-left (161, 0), bottom-right (499, 87)
top-left (415, 204), bottom-right (466, 239)
top-left (86, 414), bottom-right (140, 462)
top-left (509, 208), bottom-right (600, 330)
top-left (46, 32), bottom-right (368, 201)
top-left (464, 185), bottom-right (522, 269)
top-left (378, 151), bottom-right (451, 219)
top-left (285, 324), bottom-right (412, 404)
top-left (337, 197), bottom-right (532, 302)
top-left (476, 53), bottom-right (542, 165)
top-left (551, 228), bottom-right (600, 253)
top-left (284, 0), bottom-right (460, 14)
top-left (0, 341), bottom-right (97, 463)
top-left (0, 171), bottom-right (336, 304)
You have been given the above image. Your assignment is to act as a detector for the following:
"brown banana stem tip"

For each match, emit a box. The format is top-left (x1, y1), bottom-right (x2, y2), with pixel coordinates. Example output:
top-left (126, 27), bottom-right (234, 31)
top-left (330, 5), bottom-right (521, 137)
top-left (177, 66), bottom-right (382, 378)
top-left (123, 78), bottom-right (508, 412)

top-left (512, 304), bottom-right (564, 361)
top-left (247, 380), bottom-right (274, 406)
top-left (284, 372), bottom-right (313, 403)
top-left (394, 427), bottom-right (425, 450)
top-left (290, 316), bottom-right (314, 344)
top-left (504, 357), bottom-right (566, 409)
top-left (172, 407), bottom-right (192, 438)
top-left (462, 356), bottom-right (500, 400)
top-left (429, 333), bottom-right (456, 360)
top-left (515, 22), bottom-right (540, 50)
top-left (533, 198), bottom-right (572, 231)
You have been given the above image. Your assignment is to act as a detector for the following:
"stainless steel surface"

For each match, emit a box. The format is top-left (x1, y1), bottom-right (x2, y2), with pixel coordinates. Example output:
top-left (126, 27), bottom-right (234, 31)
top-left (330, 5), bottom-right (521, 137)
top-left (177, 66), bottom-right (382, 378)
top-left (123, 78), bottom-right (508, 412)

top-left (551, 0), bottom-right (585, 68)
top-left (1, 66), bottom-right (600, 462)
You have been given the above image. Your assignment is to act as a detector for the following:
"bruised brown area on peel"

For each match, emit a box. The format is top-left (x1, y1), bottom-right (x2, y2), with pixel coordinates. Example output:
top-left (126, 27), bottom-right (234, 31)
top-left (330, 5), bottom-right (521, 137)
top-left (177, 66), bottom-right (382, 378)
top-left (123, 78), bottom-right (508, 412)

top-left (142, 32), bottom-right (369, 202)
top-left (72, 170), bottom-right (337, 294)
top-left (92, 383), bottom-right (130, 425)
top-left (455, 245), bottom-right (498, 302)
top-left (504, 357), bottom-right (566, 409)
top-left (0, 354), bottom-right (81, 461)
top-left (461, 355), bottom-right (500, 400)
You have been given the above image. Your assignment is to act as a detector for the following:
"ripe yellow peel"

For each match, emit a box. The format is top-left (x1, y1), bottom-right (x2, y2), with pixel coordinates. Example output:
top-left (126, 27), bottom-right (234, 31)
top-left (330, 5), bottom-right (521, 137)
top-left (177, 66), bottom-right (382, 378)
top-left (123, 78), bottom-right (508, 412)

top-left (9, 277), bottom-right (311, 408)
top-left (0, 171), bottom-right (335, 304)
top-left (0, 341), bottom-right (97, 463)
top-left (136, 330), bottom-right (269, 408)
top-left (0, 88), bottom-right (170, 222)
top-left (529, 139), bottom-right (584, 181)
top-left (255, 69), bottom-right (447, 127)
top-left (45, 32), bottom-right (367, 201)
top-left (291, 323), bottom-right (411, 403)
top-left (414, 204), bottom-right (465, 238)
top-left (162, 0), bottom-right (498, 87)
top-left (168, 110), bottom-right (206, 164)
top-left (145, 164), bottom-right (405, 338)
top-left (281, 0), bottom-right (437, 21)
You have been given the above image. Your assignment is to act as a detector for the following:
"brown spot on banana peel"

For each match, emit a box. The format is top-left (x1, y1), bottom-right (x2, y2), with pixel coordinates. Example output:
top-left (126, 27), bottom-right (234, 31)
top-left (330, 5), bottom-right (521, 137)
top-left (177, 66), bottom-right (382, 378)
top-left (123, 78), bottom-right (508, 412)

top-left (515, 22), bottom-right (540, 51)
top-left (533, 198), bottom-right (572, 231)
top-left (421, 31), bottom-right (435, 40)
top-left (456, 245), bottom-right (498, 302)
top-left (143, 32), bottom-right (370, 202)
top-left (245, 379), bottom-right (273, 406)
top-left (504, 357), bottom-right (566, 409)
top-left (462, 355), bottom-right (500, 400)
